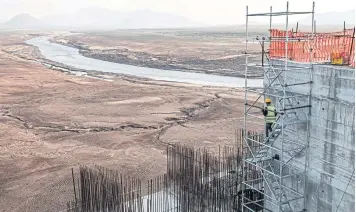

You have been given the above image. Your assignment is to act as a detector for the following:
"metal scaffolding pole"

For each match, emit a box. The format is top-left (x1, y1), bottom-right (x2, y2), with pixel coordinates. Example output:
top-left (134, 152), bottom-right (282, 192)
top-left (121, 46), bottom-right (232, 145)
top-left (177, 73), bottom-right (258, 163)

top-left (241, 1), bottom-right (315, 212)
top-left (278, 2), bottom-right (289, 211)
top-left (242, 5), bottom-right (249, 211)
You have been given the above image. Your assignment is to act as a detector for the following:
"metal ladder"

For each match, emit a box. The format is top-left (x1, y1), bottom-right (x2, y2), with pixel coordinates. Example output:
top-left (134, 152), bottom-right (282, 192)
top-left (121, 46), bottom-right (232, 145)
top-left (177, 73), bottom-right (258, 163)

top-left (246, 45), bottom-right (310, 211)
top-left (246, 121), bottom-right (293, 212)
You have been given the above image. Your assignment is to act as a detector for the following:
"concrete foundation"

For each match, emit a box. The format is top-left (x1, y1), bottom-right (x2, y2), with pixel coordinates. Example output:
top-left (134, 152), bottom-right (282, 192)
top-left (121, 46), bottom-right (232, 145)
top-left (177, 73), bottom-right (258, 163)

top-left (264, 60), bottom-right (355, 212)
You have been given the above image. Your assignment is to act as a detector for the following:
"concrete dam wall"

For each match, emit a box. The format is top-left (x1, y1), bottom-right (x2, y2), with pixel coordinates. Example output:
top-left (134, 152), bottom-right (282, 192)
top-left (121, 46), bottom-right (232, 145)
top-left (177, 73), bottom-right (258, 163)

top-left (264, 60), bottom-right (355, 212)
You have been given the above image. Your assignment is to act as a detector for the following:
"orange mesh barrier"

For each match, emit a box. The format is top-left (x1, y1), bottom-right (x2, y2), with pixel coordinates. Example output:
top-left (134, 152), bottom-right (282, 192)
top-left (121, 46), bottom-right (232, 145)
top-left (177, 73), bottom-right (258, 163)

top-left (269, 29), bottom-right (355, 67)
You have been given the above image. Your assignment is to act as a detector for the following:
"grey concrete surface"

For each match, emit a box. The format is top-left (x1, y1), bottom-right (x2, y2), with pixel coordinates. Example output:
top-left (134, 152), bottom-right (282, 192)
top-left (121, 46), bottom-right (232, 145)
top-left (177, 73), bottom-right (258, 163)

top-left (264, 60), bottom-right (355, 212)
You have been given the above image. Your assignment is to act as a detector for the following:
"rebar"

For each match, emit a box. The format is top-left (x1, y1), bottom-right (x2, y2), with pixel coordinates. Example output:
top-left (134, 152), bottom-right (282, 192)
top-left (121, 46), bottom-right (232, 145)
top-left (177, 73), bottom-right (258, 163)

top-left (65, 129), bottom-right (263, 212)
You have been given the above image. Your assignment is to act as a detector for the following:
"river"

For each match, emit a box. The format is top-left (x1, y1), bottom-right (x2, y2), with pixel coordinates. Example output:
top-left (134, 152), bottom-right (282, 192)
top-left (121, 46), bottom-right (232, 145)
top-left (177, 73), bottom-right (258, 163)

top-left (25, 37), bottom-right (262, 88)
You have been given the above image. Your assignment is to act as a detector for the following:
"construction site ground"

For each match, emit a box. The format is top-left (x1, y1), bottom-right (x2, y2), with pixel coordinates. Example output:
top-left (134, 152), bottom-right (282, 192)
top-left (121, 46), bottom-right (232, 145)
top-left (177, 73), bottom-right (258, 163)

top-left (0, 32), bottom-right (262, 211)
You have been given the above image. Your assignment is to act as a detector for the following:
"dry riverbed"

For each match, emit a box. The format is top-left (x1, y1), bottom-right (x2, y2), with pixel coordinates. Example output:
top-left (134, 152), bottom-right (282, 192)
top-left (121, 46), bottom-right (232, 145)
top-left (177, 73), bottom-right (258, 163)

top-left (51, 29), bottom-right (264, 78)
top-left (0, 31), bottom-right (263, 212)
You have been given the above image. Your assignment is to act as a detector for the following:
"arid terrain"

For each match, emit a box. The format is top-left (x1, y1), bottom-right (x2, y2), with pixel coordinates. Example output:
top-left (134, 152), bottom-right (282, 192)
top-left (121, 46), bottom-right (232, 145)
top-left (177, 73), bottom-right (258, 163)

top-left (51, 28), bottom-right (265, 78)
top-left (0, 31), bottom-right (263, 211)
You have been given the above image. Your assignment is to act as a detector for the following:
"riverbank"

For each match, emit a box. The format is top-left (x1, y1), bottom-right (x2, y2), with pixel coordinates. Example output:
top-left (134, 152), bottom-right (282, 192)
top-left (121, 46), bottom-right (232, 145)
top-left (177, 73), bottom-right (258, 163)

top-left (25, 36), bottom-right (263, 88)
top-left (0, 33), bottom-right (263, 211)
top-left (50, 29), bottom-right (263, 78)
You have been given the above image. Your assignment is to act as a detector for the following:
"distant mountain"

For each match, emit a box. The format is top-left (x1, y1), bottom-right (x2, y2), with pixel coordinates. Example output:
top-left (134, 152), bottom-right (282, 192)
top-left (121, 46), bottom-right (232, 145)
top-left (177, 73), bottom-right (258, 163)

top-left (41, 7), bottom-right (128, 29)
top-left (118, 9), bottom-right (201, 29)
top-left (2, 13), bottom-right (44, 29)
top-left (0, 8), bottom-right (202, 30)
top-left (299, 10), bottom-right (355, 26)
top-left (40, 7), bottom-right (202, 29)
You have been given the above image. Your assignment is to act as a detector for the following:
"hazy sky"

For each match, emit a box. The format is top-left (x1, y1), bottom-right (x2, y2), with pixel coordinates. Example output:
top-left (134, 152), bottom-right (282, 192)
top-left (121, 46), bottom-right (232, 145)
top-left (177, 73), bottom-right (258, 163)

top-left (0, 0), bottom-right (354, 24)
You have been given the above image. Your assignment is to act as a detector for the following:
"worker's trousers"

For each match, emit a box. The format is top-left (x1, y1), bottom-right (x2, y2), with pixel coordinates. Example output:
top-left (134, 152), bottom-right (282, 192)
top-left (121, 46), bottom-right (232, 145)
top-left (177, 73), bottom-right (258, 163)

top-left (265, 123), bottom-right (273, 139)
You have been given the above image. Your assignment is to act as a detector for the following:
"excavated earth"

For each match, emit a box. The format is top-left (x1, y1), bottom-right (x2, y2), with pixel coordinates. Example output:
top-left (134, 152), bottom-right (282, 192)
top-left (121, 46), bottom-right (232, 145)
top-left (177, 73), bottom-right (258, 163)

top-left (0, 32), bottom-right (263, 212)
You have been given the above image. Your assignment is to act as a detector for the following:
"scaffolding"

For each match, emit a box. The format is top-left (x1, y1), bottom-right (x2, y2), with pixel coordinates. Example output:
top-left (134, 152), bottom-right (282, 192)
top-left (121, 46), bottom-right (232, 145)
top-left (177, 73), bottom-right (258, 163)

top-left (241, 1), bottom-right (315, 212)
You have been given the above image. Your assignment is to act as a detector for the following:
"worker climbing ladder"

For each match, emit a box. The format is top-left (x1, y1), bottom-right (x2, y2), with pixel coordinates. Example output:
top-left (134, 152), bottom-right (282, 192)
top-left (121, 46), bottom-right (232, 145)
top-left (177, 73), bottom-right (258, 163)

top-left (241, 1), bottom-right (315, 212)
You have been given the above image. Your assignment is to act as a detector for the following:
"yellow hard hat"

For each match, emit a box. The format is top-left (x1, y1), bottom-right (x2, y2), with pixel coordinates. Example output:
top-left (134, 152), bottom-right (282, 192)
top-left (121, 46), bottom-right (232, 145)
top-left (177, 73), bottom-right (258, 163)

top-left (265, 98), bottom-right (271, 103)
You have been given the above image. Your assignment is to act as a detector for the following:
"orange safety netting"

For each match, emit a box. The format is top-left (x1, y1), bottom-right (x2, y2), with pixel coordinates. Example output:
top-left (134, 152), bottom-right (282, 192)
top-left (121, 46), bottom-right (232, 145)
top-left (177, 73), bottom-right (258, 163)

top-left (269, 28), bottom-right (355, 67)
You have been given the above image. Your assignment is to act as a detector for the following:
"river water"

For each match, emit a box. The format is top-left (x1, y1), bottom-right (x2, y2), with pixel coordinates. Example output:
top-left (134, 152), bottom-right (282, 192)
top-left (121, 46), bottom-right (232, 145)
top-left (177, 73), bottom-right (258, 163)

top-left (26, 37), bottom-right (262, 88)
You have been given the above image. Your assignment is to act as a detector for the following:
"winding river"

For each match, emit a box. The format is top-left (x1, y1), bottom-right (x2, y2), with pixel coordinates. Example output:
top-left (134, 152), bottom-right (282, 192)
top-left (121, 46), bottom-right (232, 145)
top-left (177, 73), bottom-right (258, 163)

top-left (26, 37), bottom-right (262, 88)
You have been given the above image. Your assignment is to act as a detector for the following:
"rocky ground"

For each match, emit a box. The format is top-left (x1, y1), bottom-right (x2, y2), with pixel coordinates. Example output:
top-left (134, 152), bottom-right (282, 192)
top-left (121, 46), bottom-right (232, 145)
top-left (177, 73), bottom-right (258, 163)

top-left (51, 29), bottom-right (265, 78)
top-left (0, 32), bottom-right (263, 212)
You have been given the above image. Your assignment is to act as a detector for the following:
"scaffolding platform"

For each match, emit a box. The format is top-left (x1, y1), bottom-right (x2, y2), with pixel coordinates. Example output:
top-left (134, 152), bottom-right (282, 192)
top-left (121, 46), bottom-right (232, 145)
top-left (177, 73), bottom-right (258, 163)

top-left (241, 1), bottom-right (315, 212)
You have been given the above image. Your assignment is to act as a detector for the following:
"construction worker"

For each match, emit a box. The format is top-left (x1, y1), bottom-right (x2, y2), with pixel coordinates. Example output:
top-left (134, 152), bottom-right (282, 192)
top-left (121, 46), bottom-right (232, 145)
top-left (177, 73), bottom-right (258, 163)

top-left (262, 98), bottom-right (277, 139)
